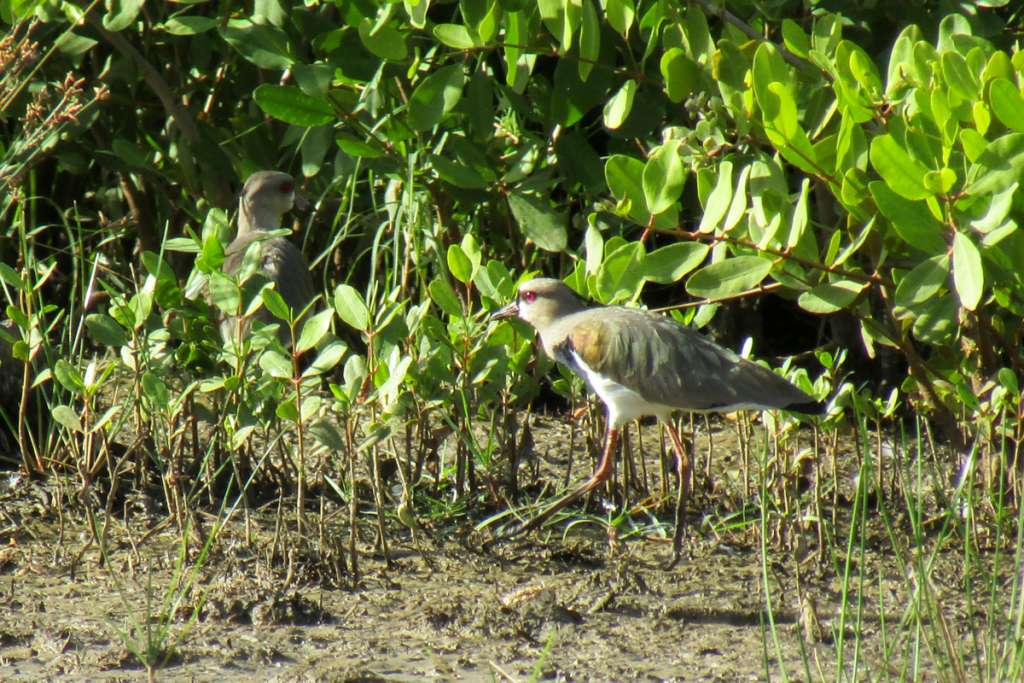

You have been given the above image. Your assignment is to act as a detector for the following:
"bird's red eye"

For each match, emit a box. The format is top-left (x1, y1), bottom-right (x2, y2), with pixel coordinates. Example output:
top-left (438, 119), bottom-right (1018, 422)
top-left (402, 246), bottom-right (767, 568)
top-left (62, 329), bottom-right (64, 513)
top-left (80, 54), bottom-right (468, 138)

top-left (279, 181), bottom-right (294, 194)
top-left (522, 290), bottom-right (537, 303)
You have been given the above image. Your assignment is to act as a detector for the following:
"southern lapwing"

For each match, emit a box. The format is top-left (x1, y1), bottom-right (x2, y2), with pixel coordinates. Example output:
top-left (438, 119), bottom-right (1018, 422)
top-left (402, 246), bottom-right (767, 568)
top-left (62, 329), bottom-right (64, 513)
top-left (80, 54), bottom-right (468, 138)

top-left (491, 277), bottom-right (823, 565)
top-left (221, 171), bottom-right (316, 347)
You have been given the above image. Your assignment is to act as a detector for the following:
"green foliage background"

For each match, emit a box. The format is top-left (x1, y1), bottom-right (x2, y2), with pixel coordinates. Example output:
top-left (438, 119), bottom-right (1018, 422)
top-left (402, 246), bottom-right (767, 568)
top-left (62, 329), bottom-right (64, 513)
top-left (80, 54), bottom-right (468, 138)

top-left (2, 0), bottom-right (1024, 453)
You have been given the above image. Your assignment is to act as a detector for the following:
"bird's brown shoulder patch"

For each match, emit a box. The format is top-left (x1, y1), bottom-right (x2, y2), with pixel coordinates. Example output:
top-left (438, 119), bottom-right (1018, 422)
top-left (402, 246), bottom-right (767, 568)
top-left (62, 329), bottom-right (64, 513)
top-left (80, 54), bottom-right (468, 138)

top-left (568, 318), bottom-right (610, 369)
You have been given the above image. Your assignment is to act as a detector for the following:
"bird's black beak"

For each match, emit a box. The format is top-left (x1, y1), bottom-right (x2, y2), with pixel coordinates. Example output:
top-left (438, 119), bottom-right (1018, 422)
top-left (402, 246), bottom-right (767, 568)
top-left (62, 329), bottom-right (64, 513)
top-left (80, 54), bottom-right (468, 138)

top-left (491, 301), bottom-right (519, 320)
top-left (293, 192), bottom-right (310, 212)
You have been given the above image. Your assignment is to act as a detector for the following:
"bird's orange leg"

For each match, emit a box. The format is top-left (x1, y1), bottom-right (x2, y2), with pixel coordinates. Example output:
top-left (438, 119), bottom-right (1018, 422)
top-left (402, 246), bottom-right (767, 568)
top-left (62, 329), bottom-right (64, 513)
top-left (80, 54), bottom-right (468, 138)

top-left (487, 427), bottom-right (620, 545)
top-left (664, 421), bottom-right (692, 569)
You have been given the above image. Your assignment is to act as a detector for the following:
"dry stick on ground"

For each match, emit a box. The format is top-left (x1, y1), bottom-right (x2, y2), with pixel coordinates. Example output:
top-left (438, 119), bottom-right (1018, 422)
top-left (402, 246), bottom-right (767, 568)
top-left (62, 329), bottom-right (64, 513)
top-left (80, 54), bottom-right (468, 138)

top-left (636, 424), bottom-right (650, 496)
top-left (344, 414), bottom-right (360, 581)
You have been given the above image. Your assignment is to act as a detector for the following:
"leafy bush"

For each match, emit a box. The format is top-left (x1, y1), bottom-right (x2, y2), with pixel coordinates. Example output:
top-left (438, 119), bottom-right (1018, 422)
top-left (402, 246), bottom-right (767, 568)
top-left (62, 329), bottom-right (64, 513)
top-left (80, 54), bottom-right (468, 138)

top-left (2, 0), bottom-right (1023, 524)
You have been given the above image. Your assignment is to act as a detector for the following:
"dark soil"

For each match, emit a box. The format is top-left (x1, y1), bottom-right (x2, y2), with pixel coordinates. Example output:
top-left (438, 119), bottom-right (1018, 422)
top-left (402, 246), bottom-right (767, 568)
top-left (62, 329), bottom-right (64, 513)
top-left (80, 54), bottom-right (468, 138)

top-left (0, 417), bottom-right (982, 681)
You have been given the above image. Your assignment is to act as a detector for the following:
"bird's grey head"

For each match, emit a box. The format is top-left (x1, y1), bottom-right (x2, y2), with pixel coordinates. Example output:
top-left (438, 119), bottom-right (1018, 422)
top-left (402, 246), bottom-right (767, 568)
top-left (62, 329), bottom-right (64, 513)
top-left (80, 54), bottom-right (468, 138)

top-left (238, 171), bottom-right (299, 233)
top-left (492, 277), bottom-right (587, 331)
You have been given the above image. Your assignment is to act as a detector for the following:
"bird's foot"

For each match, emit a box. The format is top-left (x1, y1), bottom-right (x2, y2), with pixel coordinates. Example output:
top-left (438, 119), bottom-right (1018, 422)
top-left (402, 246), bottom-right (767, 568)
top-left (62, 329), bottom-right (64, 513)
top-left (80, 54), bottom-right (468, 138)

top-left (662, 512), bottom-right (687, 570)
top-left (481, 514), bottom-right (544, 550)
top-left (663, 545), bottom-right (685, 570)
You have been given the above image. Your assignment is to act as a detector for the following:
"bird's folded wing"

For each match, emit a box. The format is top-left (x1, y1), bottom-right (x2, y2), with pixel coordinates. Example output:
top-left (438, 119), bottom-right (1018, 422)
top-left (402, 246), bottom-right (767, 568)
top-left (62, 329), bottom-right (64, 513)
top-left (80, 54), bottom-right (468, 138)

top-left (565, 311), bottom-right (813, 412)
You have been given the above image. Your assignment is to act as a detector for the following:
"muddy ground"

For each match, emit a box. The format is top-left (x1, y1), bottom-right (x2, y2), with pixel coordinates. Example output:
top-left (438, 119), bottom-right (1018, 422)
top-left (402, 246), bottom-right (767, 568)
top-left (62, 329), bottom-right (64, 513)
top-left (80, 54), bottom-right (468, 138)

top-left (0, 416), bottom-right (984, 681)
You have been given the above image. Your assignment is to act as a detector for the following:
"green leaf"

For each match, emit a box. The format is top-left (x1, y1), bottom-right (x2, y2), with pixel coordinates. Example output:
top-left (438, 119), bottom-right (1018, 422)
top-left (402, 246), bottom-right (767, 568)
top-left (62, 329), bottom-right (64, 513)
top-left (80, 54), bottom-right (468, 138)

top-left (404, 0), bottom-right (429, 29)
top-left (208, 272), bottom-right (241, 315)
top-left (461, 0), bottom-right (499, 43)
top-left (408, 64), bottom-right (466, 131)
top-left (894, 255), bottom-right (949, 315)
top-left (379, 355), bottom-right (412, 406)
top-left (254, 0), bottom-right (287, 26)
top-left (294, 63), bottom-right (332, 98)
top-left (642, 140), bottom-right (685, 215)
top-left (54, 358), bottom-right (85, 395)
top-left (460, 233), bottom-right (482, 273)
top-left (785, 178), bottom-right (812, 252)
top-left (260, 349), bottom-right (293, 379)
top-left (504, 9), bottom-right (528, 87)
top-left (85, 314), bottom-right (128, 347)
top-left (431, 154), bottom-right (489, 189)
top-left (507, 193), bottom-right (568, 252)
top-left (433, 23), bottom-right (476, 49)
top-left (989, 79), bottom-right (1024, 133)
top-left (605, 0), bottom-right (634, 37)
top-left (141, 371), bottom-right (169, 410)
top-left (357, 19), bottom-right (407, 61)
top-left (942, 51), bottom-right (979, 103)
top-left (336, 133), bottom-right (385, 159)
top-left (760, 82), bottom-right (820, 176)
top-left (846, 42), bottom-right (883, 99)
top-left (276, 399), bottom-right (299, 422)
top-left (475, 260), bottom-right (513, 301)
top-left (686, 256), bottom-right (773, 299)
top-left (197, 232), bottom-right (226, 271)
top-left (972, 101), bottom-right (991, 138)
top-left (298, 395), bottom-right (320, 422)
top-left (341, 355), bottom-right (368, 401)
top-left (578, 0), bottom-right (600, 81)
top-left (961, 128), bottom-right (988, 163)
top-left (982, 50), bottom-right (1013, 84)
top-left (260, 289), bottom-right (290, 322)
top-left (887, 25), bottom-right (921, 94)
top-left (781, 19), bottom-right (810, 59)
top-left (305, 340), bottom-right (347, 377)
top-left (447, 244), bottom-right (473, 284)
top-left (52, 405), bottom-right (83, 433)
top-left (869, 134), bottom-right (932, 200)
top-left (952, 232), bottom-right (984, 311)
top-left (660, 48), bottom-right (699, 103)
top-left (102, 0), bottom-right (144, 31)
top-left (643, 243), bottom-right (709, 284)
top-left (595, 241), bottom-right (645, 303)
top-left (603, 79), bottom-right (636, 130)
top-left (303, 125), bottom-right (332, 178)
top-left (163, 16), bottom-right (218, 36)
top-left (296, 309), bottom-right (334, 354)
top-left (584, 223), bottom-right (604, 275)
top-left (334, 284), bottom-right (370, 331)
top-left (0, 263), bottom-right (25, 289)
top-left (937, 13), bottom-right (971, 52)
top-left (922, 168), bottom-right (957, 195)
top-left (912, 295), bottom-right (957, 345)
top-left (751, 43), bottom-right (791, 112)
top-left (309, 418), bottom-right (345, 450)
top-left (972, 181), bottom-right (1017, 232)
top-left (221, 20), bottom-right (295, 69)
top-left (797, 280), bottom-right (866, 314)
top-left (698, 161), bottom-right (733, 233)
top-left (965, 133), bottom-right (1024, 196)
top-left (682, 4), bottom-right (711, 62)
top-left (428, 277), bottom-right (463, 317)
top-left (254, 85), bottom-right (334, 127)
top-left (868, 181), bottom-right (946, 252)
top-left (550, 54), bottom-right (612, 127)
top-left (605, 154), bottom-right (648, 224)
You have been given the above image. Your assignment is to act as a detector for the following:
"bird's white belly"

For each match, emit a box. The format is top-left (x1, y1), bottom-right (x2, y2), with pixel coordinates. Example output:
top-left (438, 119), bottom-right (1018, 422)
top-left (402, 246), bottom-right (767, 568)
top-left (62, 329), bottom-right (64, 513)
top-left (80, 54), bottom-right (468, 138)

top-left (570, 350), bottom-right (675, 427)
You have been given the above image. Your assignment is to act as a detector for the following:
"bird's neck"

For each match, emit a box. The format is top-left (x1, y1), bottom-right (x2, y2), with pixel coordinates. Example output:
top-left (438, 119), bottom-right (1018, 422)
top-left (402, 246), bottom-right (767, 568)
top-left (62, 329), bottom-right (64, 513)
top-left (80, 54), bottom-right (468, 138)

top-left (237, 199), bottom-right (280, 234)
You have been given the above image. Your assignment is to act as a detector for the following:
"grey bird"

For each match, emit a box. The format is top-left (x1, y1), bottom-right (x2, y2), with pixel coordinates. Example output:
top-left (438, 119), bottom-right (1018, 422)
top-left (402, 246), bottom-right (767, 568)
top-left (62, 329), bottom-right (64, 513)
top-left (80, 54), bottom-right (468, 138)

top-left (491, 278), bottom-right (823, 565)
top-left (220, 171), bottom-right (316, 347)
